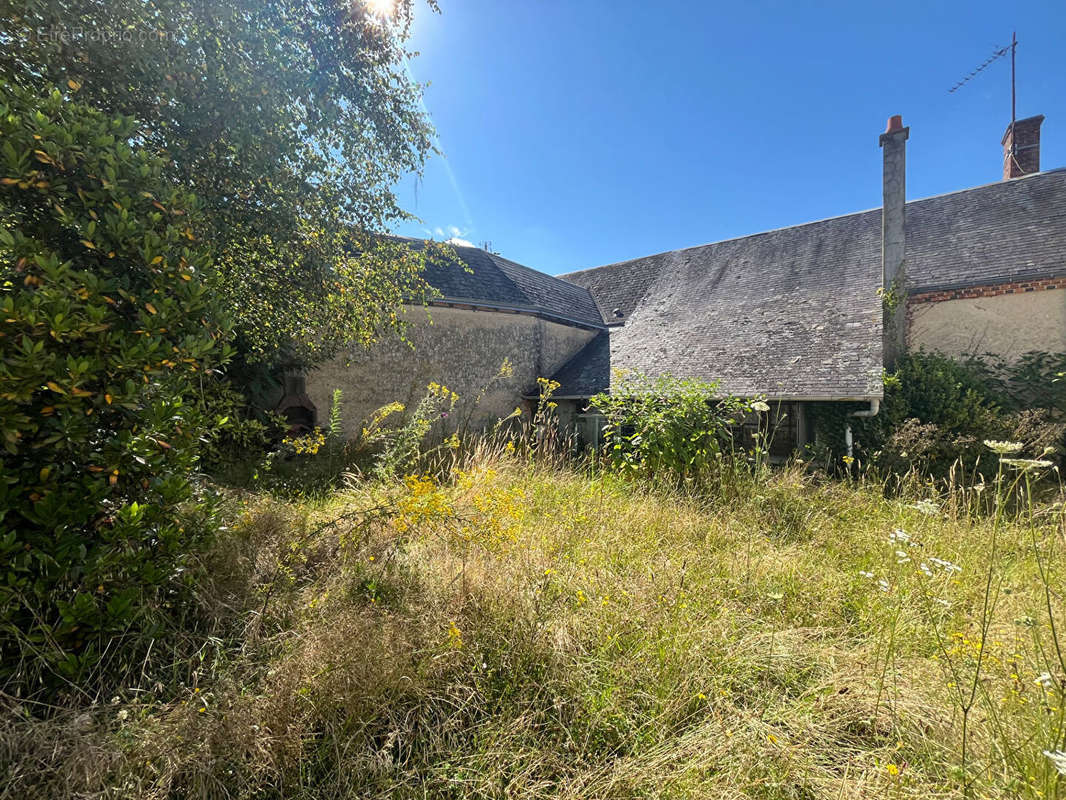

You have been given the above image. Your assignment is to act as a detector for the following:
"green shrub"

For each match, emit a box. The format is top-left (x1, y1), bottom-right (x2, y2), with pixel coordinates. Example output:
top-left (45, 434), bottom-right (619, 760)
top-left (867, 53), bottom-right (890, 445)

top-left (197, 375), bottom-right (285, 473)
top-left (813, 352), bottom-right (1065, 479)
top-left (591, 371), bottom-right (754, 486)
top-left (0, 83), bottom-right (232, 694)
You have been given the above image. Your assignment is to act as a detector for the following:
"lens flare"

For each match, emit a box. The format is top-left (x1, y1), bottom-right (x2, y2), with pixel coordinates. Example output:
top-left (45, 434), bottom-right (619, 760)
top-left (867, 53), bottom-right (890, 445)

top-left (364, 0), bottom-right (395, 19)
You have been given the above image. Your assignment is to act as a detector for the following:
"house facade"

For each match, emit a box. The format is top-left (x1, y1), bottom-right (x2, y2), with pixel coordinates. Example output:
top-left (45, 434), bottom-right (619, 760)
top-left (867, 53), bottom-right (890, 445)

top-left (299, 114), bottom-right (1066, 451)
top-left (303, 244), bottom-right (605, 438)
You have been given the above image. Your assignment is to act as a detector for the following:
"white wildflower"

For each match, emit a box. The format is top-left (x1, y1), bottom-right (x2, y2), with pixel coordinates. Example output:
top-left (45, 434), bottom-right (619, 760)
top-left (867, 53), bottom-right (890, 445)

top-left (117, 709), bottom-right (129, 721)
top-left (1035, 672), bottom-right (1056, 691)
top-left (910, 499), bottom-right (940, 516)
top-left (889, 528), bottom-right (910, 543)
top-left (920, 562), bottom-right (932, 577)
top-left (984, 440), bottom-right (1024, 455)
top-left (752, 401), bottom-right (770, 413)
top-left (933, 598), bottom-right (950, 607)
top-left (859, 570), bottom-right (874, 579)
top-left (930, 557), bottom-right (962, 574)
top-left (1044, 750), bottom-right (1066, 775)
top-left (878, 579), bottom-right (890, 593)
top-left (1001, 458), bottom-right (1054, 471)
top-left (895, 550), bottom-right (911, 564)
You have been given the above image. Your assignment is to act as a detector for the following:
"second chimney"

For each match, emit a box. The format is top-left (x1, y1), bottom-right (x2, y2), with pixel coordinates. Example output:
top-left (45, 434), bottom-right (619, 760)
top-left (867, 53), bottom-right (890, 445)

top-left (880, 114), bottom-right (909, 367)
top-left (1002, 115), bottom-right (1044, 179)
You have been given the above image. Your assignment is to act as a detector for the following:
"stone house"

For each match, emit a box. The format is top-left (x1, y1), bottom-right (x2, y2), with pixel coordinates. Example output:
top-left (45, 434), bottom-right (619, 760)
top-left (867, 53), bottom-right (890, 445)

top-left (302, 245), bottom-right (606, 438)
top-left (300, 114), bottom-right (1066, 451)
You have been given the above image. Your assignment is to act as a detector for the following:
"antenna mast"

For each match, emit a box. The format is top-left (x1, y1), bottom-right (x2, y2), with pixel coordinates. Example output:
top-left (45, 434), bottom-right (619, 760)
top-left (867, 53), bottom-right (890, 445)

top-left (1010, 30), bottom-right (1017, 135)
top-left (948, 32), bottom-right (1020, 167)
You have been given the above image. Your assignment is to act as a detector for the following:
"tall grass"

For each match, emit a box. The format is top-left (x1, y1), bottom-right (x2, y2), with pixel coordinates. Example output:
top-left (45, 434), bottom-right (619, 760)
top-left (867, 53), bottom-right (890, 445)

top-left (3, 446), bottom-right (1064, 799)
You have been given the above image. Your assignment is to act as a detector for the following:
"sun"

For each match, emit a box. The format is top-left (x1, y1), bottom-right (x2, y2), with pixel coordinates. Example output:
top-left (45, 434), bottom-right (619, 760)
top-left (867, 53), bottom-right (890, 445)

top-left (364, 0), bottom-right (396, 19)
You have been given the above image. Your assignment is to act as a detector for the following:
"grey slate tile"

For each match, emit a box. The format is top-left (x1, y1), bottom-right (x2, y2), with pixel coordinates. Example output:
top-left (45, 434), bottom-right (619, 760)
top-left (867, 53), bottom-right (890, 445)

top-left (559, 169), bottom-right (1066, 399)
top-left (412, 241), bottom-right (605, 329)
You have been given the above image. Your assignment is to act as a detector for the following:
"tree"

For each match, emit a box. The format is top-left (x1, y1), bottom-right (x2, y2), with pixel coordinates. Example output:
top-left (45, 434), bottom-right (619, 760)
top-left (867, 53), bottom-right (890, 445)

top-left (1, 0), bottom-right (443, 366)
top-left (0, 81), bottom-right (231, 690)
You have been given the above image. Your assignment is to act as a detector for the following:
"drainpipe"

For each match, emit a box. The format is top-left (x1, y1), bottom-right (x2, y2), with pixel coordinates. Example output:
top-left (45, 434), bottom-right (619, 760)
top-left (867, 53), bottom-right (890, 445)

top-left (850, 398), bottom-right (880, 419)
top-left (844, 399), bottom-right (880, 459)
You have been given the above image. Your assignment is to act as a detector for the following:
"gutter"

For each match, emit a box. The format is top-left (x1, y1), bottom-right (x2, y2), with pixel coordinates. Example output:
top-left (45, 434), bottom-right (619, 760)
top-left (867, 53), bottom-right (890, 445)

top-left (909, 271), bottom-right (1066, 296)
top-left (425, 299), bottom-right (606, 331)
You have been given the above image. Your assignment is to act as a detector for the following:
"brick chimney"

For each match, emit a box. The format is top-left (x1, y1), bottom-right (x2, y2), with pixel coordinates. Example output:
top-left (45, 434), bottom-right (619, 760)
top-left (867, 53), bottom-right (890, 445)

top-left (1002, 115), bottom-right (1044, 179)
top-left (880, 114), bottom-right (909, 367)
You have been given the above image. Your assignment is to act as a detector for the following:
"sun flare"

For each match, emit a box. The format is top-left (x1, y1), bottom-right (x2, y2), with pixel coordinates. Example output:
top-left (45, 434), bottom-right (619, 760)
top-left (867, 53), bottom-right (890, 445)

top-left (364, 0), bottom-right (396, 19)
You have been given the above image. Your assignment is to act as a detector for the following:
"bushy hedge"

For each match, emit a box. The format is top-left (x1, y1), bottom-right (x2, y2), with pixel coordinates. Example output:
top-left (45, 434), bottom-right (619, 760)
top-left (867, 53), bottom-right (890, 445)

top-left (812, 351), bottom-right (1066, 478)
top-left (0, 83), bottom-right (232, 694)
top-left (591, 372), bottom-right (754, 485)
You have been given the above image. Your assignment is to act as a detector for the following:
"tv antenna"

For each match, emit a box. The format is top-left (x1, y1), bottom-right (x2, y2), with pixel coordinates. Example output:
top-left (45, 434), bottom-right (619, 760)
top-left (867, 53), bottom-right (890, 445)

top-left (948, 32), bottom-right (1019, 164)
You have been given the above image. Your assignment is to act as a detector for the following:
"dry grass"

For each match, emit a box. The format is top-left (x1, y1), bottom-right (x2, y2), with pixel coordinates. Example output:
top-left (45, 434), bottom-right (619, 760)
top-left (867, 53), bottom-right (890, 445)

top-left (3, 455), bottom-right (1064, 799)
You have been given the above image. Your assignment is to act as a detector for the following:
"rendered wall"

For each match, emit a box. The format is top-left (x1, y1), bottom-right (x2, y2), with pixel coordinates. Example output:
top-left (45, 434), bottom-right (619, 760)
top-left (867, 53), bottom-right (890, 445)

top-left (307, 305), bottom-right (597, 438)
top-left (908, 287), bottom-right (1066, 360)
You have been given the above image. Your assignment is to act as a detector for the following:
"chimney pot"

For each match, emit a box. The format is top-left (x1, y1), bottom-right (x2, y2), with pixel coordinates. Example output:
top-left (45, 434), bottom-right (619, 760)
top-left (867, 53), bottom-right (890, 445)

top-left (885, 114), bottom-right (904, 133)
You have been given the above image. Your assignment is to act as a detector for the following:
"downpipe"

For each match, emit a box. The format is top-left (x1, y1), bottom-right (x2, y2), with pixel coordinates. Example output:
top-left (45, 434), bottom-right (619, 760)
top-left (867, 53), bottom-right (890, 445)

top-left (845, 398), bottom-right (880, 460)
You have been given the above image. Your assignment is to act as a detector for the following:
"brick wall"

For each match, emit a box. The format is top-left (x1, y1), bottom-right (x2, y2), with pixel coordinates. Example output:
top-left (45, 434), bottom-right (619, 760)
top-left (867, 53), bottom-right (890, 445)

top-left (909, 277), bottom-right (1063, 305)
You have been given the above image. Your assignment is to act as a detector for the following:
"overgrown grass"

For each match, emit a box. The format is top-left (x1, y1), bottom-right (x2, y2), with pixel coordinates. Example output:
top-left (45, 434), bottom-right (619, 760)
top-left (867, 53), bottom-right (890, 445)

top-left (3, 452), bottom-right (1064, 799)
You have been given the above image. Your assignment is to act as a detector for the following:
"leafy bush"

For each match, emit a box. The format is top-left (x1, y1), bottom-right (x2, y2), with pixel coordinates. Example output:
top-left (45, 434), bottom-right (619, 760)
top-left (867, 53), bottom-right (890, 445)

top-left (889, 350), bottom-right (999, 429)
top-left (0, 83), bottom-right (231, 694)
top-left (815, 352), bottom-right (1065, 479)
top-left (591, 371), bottom-right (754, 485)
top-left (197, 375), bottom-right (285, 471)
top-left (243, 384), bottom-right (463, 498)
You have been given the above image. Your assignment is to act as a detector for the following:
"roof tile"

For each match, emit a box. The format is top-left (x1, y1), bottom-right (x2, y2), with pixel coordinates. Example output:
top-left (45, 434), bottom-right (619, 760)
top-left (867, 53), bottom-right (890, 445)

top-left (560, 169), bottom-right (1066, 399)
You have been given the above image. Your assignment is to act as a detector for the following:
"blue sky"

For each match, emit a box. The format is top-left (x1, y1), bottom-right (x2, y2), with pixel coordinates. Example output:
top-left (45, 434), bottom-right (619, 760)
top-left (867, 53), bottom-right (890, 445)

top-left (392, 0), bottom-right (1066, 276)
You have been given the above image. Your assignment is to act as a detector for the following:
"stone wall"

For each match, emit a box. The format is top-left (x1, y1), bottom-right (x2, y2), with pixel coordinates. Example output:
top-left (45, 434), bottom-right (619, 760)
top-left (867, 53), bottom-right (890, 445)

top-left (908, 282), bottom-right (1066, 360)
top-left (307, 305), bottom-right (598, 438)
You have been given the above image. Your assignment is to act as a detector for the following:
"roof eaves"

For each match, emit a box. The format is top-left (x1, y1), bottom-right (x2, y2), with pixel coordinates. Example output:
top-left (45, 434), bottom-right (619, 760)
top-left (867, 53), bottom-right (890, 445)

top-left (429, 297), bottom-right (607, 331)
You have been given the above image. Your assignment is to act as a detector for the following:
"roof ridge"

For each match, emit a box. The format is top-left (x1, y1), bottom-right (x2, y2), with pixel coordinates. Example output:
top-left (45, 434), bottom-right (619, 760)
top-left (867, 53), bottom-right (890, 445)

top-left (561, 168), bottom-right (1066, 279)
top-left (485, 250), bottom-right (596, 296)
top-left (427, 242), bottom-right (604, 327)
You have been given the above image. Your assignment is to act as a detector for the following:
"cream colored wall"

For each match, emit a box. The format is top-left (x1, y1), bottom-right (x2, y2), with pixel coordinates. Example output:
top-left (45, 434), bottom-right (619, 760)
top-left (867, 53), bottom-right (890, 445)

top-left (307, 305), bottom-right (597, 438)
top-left (908, 289), bottom-right (1066, 360)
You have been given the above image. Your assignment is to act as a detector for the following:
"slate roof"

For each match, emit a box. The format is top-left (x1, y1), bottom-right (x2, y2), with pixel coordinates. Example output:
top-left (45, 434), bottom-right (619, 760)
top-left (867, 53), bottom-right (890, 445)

top-left (558, 169), bottom-right (1066, 400)
top-left (549, 331), bottom-right (611, 397)
top-left (411, 240), bottom-right (605, 329)
top-left (906, 169), bottom-right (1066, 292)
